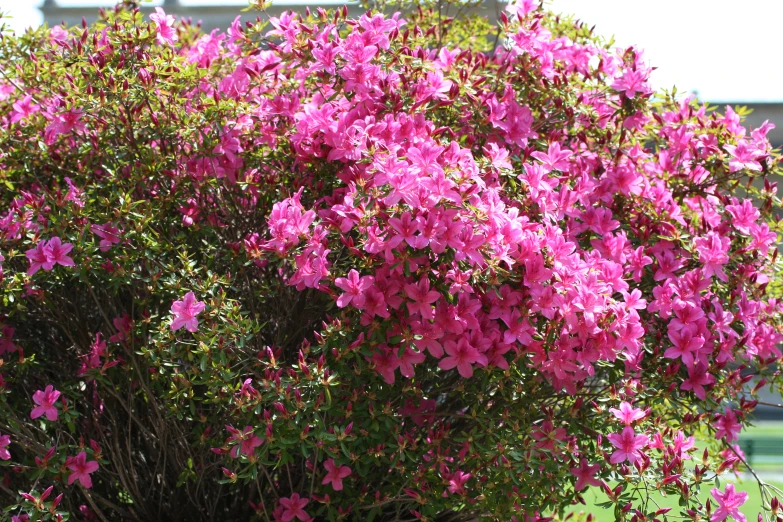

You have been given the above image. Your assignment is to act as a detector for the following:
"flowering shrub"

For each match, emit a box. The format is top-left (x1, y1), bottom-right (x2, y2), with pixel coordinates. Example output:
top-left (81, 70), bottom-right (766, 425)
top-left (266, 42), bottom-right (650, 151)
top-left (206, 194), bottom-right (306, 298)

top-left (0, 2), bottom-right (782, 521)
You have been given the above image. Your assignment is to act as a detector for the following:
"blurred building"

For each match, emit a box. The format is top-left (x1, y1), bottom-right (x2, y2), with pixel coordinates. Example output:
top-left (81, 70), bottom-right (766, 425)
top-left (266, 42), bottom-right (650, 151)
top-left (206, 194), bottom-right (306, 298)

top-left (40, 0), bottom-right (508, 31)
top-left (41, 0), bottom-right (357, 30)
top-left (755, 385), bottom-right (783, 421)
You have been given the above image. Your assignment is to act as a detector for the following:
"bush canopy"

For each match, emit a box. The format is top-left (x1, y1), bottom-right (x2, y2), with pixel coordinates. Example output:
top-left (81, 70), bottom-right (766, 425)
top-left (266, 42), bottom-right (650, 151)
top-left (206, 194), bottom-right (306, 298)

top-left (0, 1), bottom-right (782, 521)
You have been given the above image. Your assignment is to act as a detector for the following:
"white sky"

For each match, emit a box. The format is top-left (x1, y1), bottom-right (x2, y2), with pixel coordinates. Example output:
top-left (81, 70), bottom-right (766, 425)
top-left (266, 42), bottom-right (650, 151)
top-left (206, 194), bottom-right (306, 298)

top-left (0, 0), bottom-right (781, 102)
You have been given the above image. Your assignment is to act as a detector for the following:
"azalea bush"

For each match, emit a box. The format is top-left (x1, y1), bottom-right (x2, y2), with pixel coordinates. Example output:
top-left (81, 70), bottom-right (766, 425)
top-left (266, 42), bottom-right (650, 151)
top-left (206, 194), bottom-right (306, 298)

top-left (0, 1), bottom-right (783, 521)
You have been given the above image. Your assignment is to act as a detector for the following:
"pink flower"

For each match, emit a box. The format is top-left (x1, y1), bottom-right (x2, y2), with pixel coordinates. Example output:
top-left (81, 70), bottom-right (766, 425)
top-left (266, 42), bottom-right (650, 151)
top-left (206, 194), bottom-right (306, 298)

top-left (725, 199), bottom-right (760, 235)
top-left (109, 314), bottom-right (132, 342)
top-left (31, 385), bottom-right (61, 421)
top-left (170, 292), bottom-right (206, 333)
top-left (334, 269), bottom-right (374, 309)
top-left (532, 421), bottom-right (567, 452)
top-left (531, 142), bottom-right (572, 173)
top-left (718, 445), bottom-right (746, 473)
top-left (404, 278), bottom-right (441, 320)
top-left (488, 93), bottom-right (536, 147)
top-left (609, 402), bottom-right (647, 426)
top-left (43, 237), bottom-right (75, 269)
top-left (611, 69), bottom-right (651, 98)
top-left (680, 361), bottom-right (715, 400)
top-left (279, 493), bottom-right (310, 522)
top-left (150, 7), bottom-right (178, 46)
top-left (9, 95), bottom-right (40, 124)
top-left (506, 0), bottom-right (537, 17)
top-left (0, 83), bottom-right (12, 101)
top-left (0, 433), bottom-right (10, 460)
top-left (25, 242), bottom-right (49, 276)
top-left (371, 346), bottom-right (400, 384)
top-left (694, 232), bottom-right (730, 282)
top-left (439, 338), bottom-right (487, 378)
top-left (44, 109), bottom-right (86, 145)
top-left (751, 223), bottom-right (777, 257)
top-left (607, 426), bottom-right (649, 465)
top-left (399, 398), bottom-right (436, 426)
top-left (664, 328), bottom-right (706, 367)
top-left (0, 325), bottom-right (17, 355)
top-left (228, 426), bottom-right (263, 458)
top-left (91, 223), bottom-right (121, 252)
top-left (80, 332), bottom-right (108, 374)
top-left (49, 25), bottom-right (69, 44)
top-left (398, 346), bottom-right (426, 378)
top-left (321, 458), bottom-right (351, 491)
top-left (570, 458), bottom-right (601, 491)
top-left (388, 212), bottom-right (427, 249)
top-left (66, 451), bottom-right (99, 489)
top-left (446, 471), bottom-right (471, 495)
top-left (27, 237), bottom-right (75, 275)
top-left (724, 140), bottom-right (764, 173)
top-left (671, 431), bottom-right (696, 459)
top-left (179, 198), bottom-right (201, 227)
top-left (710, 483), bottom-right (748, 522)
top-left (714, 409), bottom-right (742, 442)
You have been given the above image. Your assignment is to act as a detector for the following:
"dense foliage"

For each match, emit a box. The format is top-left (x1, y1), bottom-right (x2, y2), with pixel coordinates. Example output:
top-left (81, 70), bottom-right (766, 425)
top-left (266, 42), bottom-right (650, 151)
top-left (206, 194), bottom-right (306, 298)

top-left (0, 1), bottom-right (782, 521)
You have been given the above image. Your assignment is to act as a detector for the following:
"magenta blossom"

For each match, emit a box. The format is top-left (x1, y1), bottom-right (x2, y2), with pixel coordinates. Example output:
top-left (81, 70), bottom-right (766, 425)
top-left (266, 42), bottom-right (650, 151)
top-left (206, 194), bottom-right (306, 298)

top-left (371, 346), bottom-right (400, 384)
top-left (31, 385), bottom-right (61, 421)
top-left (710, 483), bottom-right (748, 522)
top-left (404, 278), bottom-right (441, 320)
top-left (279, 493), bottom-right (310, 522)
top-left (49, 25), bottom-right (69, 44)
top-left (321, 458), bottom-right (351, 491)
top-left (9, 95), bottom-right (40, 124)
top-left (170, 292), bottom-right (206, 333)
top-left (611, 68), bottom-right (651, 98)
top-left (228, 426), bottom-right (263, 458)
top-left (43, 237), bottom-right (75, 269)
top-left (150, 7), bottom-right (178, 46)
top-left (0, 433), bottom-right (10, 460)
top-left (532, 421), bottom-right (567, 452)
top-left (91, 223), bottom-right (122, 251)
top-left (439, 338), bottom-right (487, 378)
top-left (66, 452), bottom-right (100, 489)
top-left (607, 426), bottom-right (649, 465)
top-left (0, 325), bottom-right (17, 355)
top-left (570, 459), bottom-right (601, 491)
top-left (694, 232), bottom-right (730, 282)
top-left (680, 361), bottom-right (716, 400)
top-left (25, 237), bottom-right (75, 275)
top-left (334, 269), bottom-right (374, 309)
top-left (446, 471), bottom-right (471, 495)
top-left (714, 409), bottom-right (742, 442)
top-left (724, 140), bottom-right (764, 173)
top-left (608, 402), bottom-right (647, 426)
top-left (44, 109), bottom-right (86, 145)
top-left (26, 242), bottom-right (52, 276)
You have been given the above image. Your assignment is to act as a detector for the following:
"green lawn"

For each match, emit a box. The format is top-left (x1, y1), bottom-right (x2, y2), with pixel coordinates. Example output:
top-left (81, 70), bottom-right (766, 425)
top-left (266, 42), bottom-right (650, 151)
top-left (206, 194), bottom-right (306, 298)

top-left (567, 477), bottom-right (783, 522)
top-left (733, 421), bottom-right (783, 472)
top-left (743, 422), bottom-right (783, 438)
top-left (562, 422), bottom-right (783, 522)
top-left (686, 421), bottom-right (783, 471)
